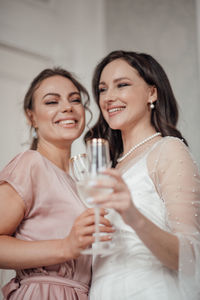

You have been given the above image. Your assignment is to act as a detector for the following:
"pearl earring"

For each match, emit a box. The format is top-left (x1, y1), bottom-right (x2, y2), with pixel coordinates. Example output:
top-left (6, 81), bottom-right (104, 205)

top-left (150, 101), bottom-right (155, 109)
top-left (32, 128), bottom-right (38, 139)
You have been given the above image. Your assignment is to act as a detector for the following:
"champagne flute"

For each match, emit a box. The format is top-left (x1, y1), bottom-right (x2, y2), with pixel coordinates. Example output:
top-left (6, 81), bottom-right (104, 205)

top-left (69, 138), bottom-right (115, 255)
top-left (69, 153), bottom-right (91, 208)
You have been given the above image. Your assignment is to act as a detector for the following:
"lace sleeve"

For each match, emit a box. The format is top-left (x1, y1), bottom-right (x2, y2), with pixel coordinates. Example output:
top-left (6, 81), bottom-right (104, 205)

top-left (155, 137), bottom-right (200, 299)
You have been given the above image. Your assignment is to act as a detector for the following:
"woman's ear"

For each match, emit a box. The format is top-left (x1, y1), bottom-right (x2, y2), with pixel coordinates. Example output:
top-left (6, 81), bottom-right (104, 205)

top-left (26, 109), bottom-right (36, 127)
top-left (148, 85), bottom-right (157, 105)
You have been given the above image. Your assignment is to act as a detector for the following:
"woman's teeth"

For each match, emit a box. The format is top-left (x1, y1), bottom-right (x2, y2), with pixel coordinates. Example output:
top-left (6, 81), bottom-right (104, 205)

top-left (59, 120), bottom-right (75, 125)
top-left (108, 107), bottom-right (125, 113)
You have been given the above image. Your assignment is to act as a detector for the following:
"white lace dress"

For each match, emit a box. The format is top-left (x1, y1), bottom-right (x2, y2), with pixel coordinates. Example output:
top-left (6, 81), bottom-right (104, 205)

top-left (89, 137), bottom-right (200, 300)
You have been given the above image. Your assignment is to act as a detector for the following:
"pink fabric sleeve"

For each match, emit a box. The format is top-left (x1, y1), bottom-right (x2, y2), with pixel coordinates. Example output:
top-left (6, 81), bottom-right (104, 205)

top-left (0, 151), bottom-right (38, 217)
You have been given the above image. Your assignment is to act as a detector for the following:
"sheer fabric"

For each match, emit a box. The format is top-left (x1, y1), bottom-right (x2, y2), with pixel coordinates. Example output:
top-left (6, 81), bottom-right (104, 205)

top-left (151, 137), bottom-right (200, 299)
top-left (90, 137), bottom-right (200, 300)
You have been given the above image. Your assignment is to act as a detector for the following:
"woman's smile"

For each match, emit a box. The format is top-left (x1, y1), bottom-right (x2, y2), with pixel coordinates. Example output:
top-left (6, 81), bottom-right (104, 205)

top-left (54, 117), bottom-right (77, 128)
top-left (107, 105), bottom-right (126, 117)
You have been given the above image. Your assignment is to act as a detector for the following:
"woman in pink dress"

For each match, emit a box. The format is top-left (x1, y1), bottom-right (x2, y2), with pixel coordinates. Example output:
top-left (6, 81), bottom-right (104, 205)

top-left (0, 68), bottom-right (113, 300)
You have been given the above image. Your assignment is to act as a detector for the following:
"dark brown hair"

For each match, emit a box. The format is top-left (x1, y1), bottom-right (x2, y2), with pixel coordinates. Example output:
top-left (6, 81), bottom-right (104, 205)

top-left (24, 67), bottom-right (90, 150)
top-left (84, 50), bottom-right (187, 166)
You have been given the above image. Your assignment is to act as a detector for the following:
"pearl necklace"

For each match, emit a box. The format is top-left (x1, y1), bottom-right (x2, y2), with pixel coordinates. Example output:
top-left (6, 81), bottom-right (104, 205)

top-left (117, 132), bottom-right (161, 163)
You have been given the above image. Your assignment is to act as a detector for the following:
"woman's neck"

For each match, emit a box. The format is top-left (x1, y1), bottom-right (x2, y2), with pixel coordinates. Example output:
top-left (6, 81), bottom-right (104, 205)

top-left (37, 141), bottom-right (71, 172)
top-left (121, 125), bottom-right (157, 154)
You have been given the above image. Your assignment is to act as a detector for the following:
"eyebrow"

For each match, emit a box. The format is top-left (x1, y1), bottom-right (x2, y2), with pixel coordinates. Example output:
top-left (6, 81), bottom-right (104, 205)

top-left (99, 77), bottom-right (131, 85)
top-left (42, 93), bottom-right (59, 99)
top-left (42, 91), bottom-right (80, 99)
top-left (69, 91), bottom-right (81, 97)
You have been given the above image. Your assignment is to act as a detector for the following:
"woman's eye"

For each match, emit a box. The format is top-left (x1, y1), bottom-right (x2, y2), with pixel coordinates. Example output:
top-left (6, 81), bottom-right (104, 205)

top-left (71, 98), bottom-right (81, 104)
top-left (118, 83), bottom-right (129, 88)
top-left (98, 87), bottom-right (106, 93)
top-left (45, 100), bottom-right (58, 105)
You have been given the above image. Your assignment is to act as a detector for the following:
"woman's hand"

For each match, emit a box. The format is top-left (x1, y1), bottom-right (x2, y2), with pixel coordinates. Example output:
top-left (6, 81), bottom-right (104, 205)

top-left (65, 208), bottom-right (114, 258)
top-left (90, 169), bottom-right (136, 223)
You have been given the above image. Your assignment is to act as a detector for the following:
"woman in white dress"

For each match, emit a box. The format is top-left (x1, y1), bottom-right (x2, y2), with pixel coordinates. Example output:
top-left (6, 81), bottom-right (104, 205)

top-left (85, 50), bottom-right (200, 300)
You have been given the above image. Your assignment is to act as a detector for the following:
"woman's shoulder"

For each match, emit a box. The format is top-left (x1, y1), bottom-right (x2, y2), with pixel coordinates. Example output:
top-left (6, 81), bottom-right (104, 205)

top-left (152, 136), bottom-right (197, 169)
top-left (16, 149), bottom-right (42, 164)
top-left (16, 149), bottom-right (42, 161)
top-left (1, 150), bottom-right (44, 175)
top-left (154, 136), bottom-right (189, 155)
top-left (147, 135), bottom-right (194, 168)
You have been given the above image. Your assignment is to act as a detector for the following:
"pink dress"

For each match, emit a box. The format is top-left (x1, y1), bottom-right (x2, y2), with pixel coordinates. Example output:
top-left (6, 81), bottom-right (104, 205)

top-left (0, 150), bottom-right (92, 300)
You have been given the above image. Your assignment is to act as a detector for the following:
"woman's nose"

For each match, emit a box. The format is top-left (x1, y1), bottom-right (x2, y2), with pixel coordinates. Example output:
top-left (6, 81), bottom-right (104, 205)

top-left (61, 101), bottom-right (73, 113)
top-left (103, 89), bottom-right (117, 102)
top-left (104, 94), bottom-right (117, 103)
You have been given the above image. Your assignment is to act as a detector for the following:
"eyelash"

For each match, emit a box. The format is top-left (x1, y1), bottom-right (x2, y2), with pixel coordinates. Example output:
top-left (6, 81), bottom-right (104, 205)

top-left (71, 98), bottom-right (81, 103)
top-left (45, 101), bottom-right (58, 105)
top-left (98, 88), bottom-right (106, 93)
top-left (45, 99), bottom-right (81, 105)
top-left (118, 83), bottom-right (130, 88)
top-left (98, 83), bottom-right (130, 93)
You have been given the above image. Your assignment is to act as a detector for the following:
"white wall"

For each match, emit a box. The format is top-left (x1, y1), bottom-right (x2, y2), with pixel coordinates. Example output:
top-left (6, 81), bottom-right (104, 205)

top-left (196, 0), bottom-right (200, 82)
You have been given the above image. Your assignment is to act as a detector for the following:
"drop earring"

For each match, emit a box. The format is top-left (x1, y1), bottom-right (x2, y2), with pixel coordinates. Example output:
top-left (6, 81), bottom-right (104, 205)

top-left (150, 101), bottom-right (155, 109)
top-left (32, 128), bottom-right (38, 139)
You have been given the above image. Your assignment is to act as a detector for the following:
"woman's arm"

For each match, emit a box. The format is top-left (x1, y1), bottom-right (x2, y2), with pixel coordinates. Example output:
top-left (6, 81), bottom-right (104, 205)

top-left (121, 202), bottom-right (179, 270)
top-left (0, 183), bottom-right (113, 269)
